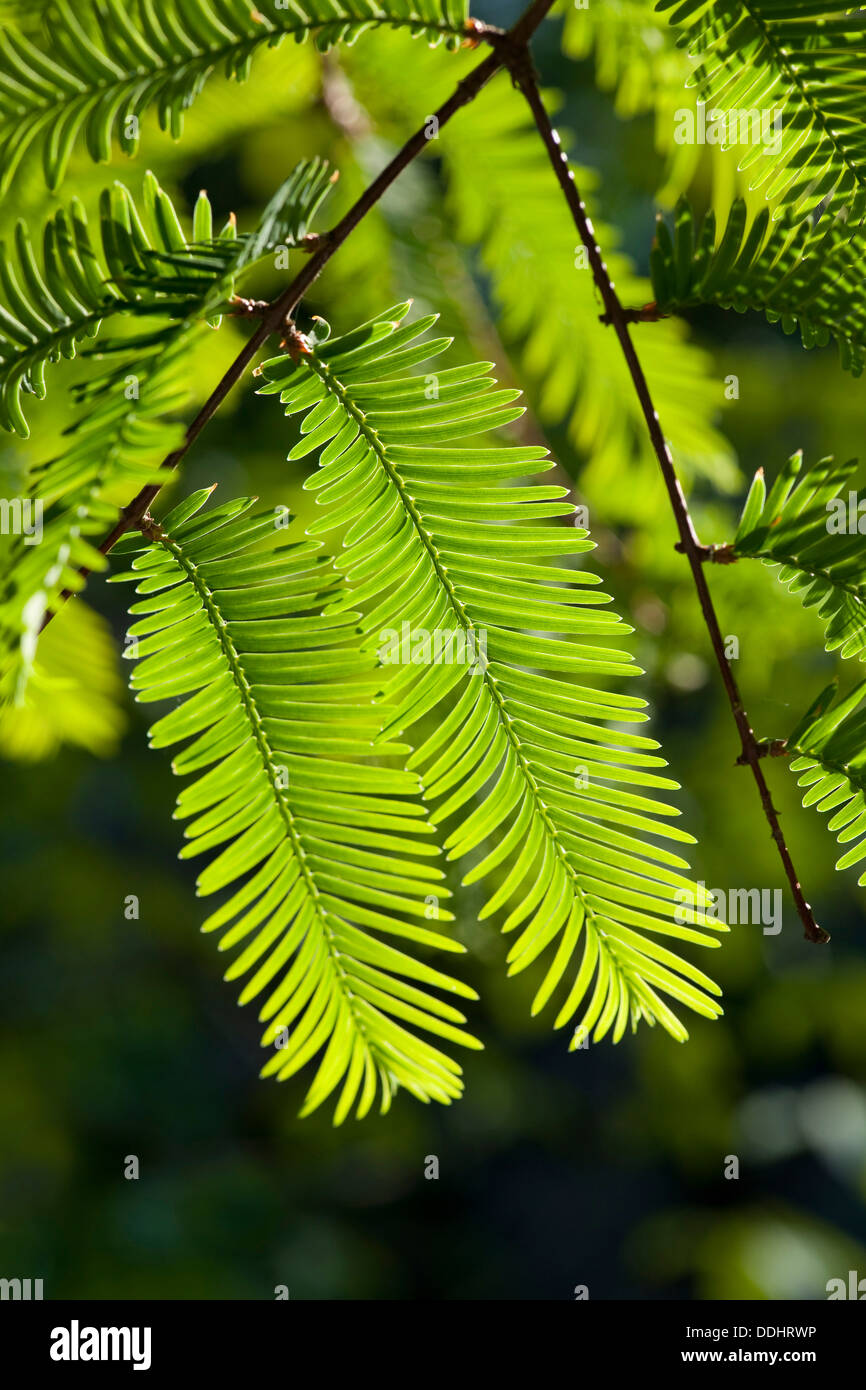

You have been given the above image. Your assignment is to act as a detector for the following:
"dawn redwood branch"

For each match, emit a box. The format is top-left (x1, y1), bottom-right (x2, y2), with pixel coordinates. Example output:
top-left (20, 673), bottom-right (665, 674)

top-left (42, 0), bottom-right (557, 630)
top-left (507, 57), bottom-right (828, 945)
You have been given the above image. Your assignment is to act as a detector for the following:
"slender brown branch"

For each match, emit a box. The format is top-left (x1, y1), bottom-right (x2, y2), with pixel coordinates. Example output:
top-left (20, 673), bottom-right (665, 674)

top-left (507, 59), bottom-right (828, 944)
top-left (42, 0), bottom-right (557, 632)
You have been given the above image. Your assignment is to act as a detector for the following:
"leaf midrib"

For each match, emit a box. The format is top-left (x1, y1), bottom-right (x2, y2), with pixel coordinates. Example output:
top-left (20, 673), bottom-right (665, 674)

top-left (308, 351), bottom-right (616, 1003)
top-left (158, 526), bottom-right (375, 1059)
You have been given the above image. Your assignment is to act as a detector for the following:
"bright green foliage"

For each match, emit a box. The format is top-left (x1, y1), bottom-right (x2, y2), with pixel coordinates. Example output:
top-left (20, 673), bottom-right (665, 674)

top-left (121, 157), bottom-right (334, 313)
top-left (5, 0), bottom-right (862, 1119)
top-left (562, 0), bottom-right (684, 119)
top-left (651, 197), bottom-right (866, 375)
top-left (0, 171), bottom-right (234, 437)
top-left (114, 488), bottom-right (481, 1119)
top-left (0, 345), bottom-right (185, 703)
top-left (0, 0), bottom-right (469, 193)
top-left (0, 597), bottom-right (124, 759)
top-left (732, 452), bottom-right (866, 664)
top-left (0, 158), bottom-right (333, 437)
top-left (337, 36), bottom-right (735, 516)
top-left (655, 0), bottom-right (866, 220)
top-left (0, 159), bottom-right (333, 702)
top-left (257, 306), bottom-right (726, 1049)
top-left (786, 680), bottom-right (866, 886)
top-left (339, 36), bottom-right (739, 517)
top-left (440, 78), bottom-right (736, 513)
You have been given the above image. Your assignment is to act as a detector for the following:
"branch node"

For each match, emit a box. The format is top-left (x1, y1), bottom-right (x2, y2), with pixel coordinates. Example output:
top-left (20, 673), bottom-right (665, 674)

top-left (462, 18), bottom-right (502, 48)
top-left (675, 540), bottom-right (737, 565)
top-left (298, 230), bottom-right (335, 255)
top-left (230, 295), bottom-right (269, 318)
top-left (493, 36), bottom-right (538, 92)
top-left (599, 303), bottom-right (667, 326)
top-left (736, 739), bottom-right (788, 765)
top-left (139, 512), bottom-right (166, 543)
top-left (281, 322), bottom-right (313, 360)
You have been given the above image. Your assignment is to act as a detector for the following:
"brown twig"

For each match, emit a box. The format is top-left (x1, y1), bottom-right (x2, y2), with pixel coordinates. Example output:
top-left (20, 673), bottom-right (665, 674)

top-left (42, 0), bottom-right (556, 633)
top-left (506, 58), bottom-right (828, 944)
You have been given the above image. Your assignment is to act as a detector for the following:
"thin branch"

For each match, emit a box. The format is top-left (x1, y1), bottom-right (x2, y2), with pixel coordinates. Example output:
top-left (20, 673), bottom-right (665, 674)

top-left (42, 0), bottom-right (557, 631)
top-left (506, 57), bottom-right (828, 944)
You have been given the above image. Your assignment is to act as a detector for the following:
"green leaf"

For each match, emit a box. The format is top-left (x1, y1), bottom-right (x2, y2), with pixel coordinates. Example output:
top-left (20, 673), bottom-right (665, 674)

top-left (651, 197), bottom-right (866, 376)
top-left (0, 158), bottom-right (336, 701)
top-left (655, 0), bottom-right (866, 221)
top-left (0, 158), bottom-right (333, 436)
top-left (0, 0), bottom-right (469, 192)
top-left (786, 679), bottom-right (866, 886)
top-left (560, 0), bottom-right (747, 207)
top-left (440, 73), bottom-right (738, 515)
top-left (0, 171), bottom-right (226, 437)
top-left (731, 451), bottom-right (866, 663)
top-left (259, 305), bottom-right (726, 1049)
top-left (120, 490), bottom-right (480, 1121)
top-left (342, 35), bottom-right (738, 520)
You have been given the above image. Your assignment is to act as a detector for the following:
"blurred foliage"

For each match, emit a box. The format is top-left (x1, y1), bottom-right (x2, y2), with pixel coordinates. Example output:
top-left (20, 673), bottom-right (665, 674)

top-left (0, 600), bottom-right (124, 761)
top-left (0, 0), bottom-right (865, 1300)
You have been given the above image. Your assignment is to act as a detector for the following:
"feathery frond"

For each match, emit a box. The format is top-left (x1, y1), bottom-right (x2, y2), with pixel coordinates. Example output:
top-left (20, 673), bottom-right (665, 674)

top-left (0, 159), bottom-right (334, 700)
top-left (732, 451), bottom-right (866, 663)
top-left (651, 196), bottom-right (866, 375)
top-left (113, 488), bottom-right (480, 1119)
top-left (785, 679), bottom-right (866, 886)
top-left (258, 305), bottom-right (726, 1048)
top-left (0, 0), bottom-right (469, 192)
top-left (655, 0), bottom-right (866, 220)
top-left (0, 172), bottom-right (232, 437)
top-left (0, 159), bottom-right (333, 436)
top-left (0, 343), bottom-right (187, 701)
